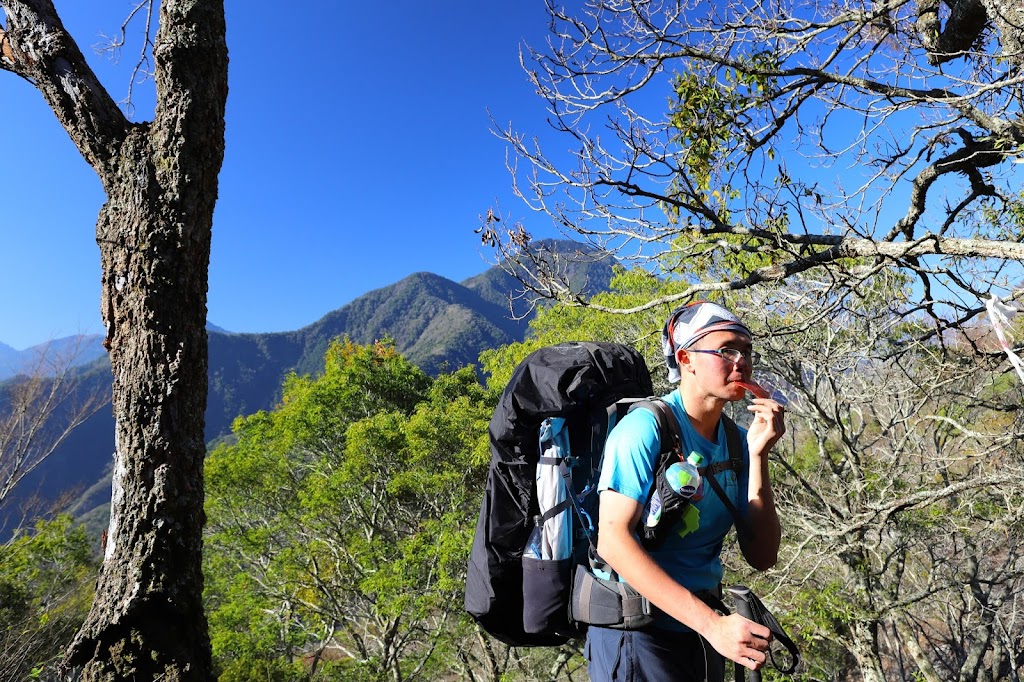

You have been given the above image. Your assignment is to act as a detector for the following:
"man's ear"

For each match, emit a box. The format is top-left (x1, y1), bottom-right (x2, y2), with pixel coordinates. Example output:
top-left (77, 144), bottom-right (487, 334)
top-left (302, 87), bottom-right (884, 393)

top-left (675, 347), bottom-right (695, 375)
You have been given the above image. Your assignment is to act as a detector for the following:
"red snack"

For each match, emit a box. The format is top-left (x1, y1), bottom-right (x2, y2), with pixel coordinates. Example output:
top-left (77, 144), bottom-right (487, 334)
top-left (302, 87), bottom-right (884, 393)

top-left (735, 380), bottom-right (770, 399)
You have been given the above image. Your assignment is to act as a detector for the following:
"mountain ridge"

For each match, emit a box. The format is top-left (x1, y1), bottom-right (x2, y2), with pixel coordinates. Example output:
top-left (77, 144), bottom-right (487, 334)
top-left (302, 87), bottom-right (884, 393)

top-left (0, 335), bottom-right (107, 382)
top-left (3, 240), bottom-right (617, 536)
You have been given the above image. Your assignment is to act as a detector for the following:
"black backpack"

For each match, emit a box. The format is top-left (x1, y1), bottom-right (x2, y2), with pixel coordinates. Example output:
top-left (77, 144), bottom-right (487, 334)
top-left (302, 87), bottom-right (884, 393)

top-left (463, 341), bottom-right (746, 646)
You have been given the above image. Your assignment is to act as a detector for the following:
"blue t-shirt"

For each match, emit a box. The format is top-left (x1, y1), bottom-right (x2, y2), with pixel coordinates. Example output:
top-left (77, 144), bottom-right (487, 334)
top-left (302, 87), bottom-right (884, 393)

top-left (598, 390), bottom-right (749, 626)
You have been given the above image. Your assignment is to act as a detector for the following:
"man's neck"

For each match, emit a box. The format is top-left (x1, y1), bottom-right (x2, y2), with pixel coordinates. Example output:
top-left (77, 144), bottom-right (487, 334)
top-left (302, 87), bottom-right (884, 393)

top-left (677, 384), bottom-right (725, 443)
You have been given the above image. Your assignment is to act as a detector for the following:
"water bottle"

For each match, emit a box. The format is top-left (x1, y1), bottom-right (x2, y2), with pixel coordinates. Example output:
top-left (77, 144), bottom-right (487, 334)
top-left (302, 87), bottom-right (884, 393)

top-left (523, 524), bottom-right (544, 560)
top-left (645, 452), bottom-right (705, 528)
top-left (645, 487), bottom-right (665, 527)
top-left (664, 452), bottom-right (704, 502)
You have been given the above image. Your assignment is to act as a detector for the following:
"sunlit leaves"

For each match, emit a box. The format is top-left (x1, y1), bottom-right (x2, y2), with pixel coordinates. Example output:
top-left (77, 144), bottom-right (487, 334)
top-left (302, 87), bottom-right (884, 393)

top-left (0, 516), bottom-right (96, 679)
top-left (666, 53), bottom-right (777, 209)
top-left (204, 340), bottom-right (494, 679)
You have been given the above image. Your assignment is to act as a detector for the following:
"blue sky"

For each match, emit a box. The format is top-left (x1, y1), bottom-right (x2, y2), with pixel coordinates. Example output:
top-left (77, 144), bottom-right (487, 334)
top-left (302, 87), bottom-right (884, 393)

top-left (0, 1), bottom-right (566, 350)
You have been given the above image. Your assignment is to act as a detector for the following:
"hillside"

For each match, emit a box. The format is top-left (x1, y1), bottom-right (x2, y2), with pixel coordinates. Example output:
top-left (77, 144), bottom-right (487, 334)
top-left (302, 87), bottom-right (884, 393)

top-left (295, 271), bottom-right (529, 375)
top-left (2, 240), bottom-right (617, 535)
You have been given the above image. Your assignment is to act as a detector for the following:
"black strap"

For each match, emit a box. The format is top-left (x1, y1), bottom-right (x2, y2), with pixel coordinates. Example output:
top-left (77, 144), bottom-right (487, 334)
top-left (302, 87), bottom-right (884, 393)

top-left (703, 460), bottom-right (733, 476)
top-left (708, 413), bottom-right (757, 540)
top-left (640, 399), bottom-right (683, 458)
top-left (537, 497), bottom-right (571, 524)
top-left (633, 400), bottom-right (685, 550)
top-left (728, 585), bottom-right (800, 676)
top-left (703, 471), bottom-right (752, 543)
top-left (721, 414), bottom-right (746, 481)
top-left (559, 458), bottom-right (596, 548)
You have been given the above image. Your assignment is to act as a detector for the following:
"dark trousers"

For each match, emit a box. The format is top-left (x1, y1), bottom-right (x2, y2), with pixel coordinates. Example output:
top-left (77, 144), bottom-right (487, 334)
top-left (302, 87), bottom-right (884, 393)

top-left (585, 626), bottom-right (727, 682)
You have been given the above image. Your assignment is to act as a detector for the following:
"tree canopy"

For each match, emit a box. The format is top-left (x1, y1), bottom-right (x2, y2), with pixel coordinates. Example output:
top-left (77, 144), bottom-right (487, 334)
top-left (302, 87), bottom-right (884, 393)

top-left (477, 7), bottom-right (1024, 668)
top-left (486, 0), bottom-right (1024, 350)
top-left (204, 339), bottom-right (496, 681)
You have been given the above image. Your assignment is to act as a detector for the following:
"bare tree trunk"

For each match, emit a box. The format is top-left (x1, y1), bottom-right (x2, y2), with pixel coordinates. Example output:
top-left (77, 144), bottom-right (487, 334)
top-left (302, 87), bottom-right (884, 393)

top-left (0, 0), bottom-right (227, 678)
top-left (65, 143), bottom-right (218, 678)
top-left (894, 616), bottom-right (943, 682)
top-left (849, 620), bottom-right (887, 682)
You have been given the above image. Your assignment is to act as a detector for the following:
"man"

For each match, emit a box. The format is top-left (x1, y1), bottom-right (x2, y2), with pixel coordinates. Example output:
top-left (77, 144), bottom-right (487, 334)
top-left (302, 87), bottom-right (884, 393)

top-left (586, 301), bottom-right (785, 681)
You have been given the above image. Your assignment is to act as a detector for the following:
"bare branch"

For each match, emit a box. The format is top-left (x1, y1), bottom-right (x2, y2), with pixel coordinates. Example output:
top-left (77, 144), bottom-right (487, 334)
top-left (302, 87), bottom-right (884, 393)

top-left (488, 0), bottom-right (1024, 347)
top-left (0, 1), bottom-right (128, 173)
top-left (92, 0), bottom-right (156, 115)
top-left (0, 338), bottom-right (109, 513)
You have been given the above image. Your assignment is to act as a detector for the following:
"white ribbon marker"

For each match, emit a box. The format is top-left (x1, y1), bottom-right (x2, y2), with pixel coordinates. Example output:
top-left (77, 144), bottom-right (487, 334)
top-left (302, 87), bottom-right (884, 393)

top-left (986, 295), bottom-right (1024, 384)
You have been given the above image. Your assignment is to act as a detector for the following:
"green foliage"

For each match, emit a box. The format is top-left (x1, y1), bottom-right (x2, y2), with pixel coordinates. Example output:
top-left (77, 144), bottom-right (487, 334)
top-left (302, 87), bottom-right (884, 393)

top-left (205, 339), bottom-right (495, 680)
top-left (768, 582), bottom-right (859, 679)
top-left (215, 658), bottom-right (309, 682)
top-left (0, 515), bottom-right (97, 679)
top-left (204, 265), bottom-right (542, 453)
top-left (478, 259), bottom-right (797, 394)
top-left (667, 53), bottom-right (776, 201)
top-left (980, 191), bottom-right (1024, 240)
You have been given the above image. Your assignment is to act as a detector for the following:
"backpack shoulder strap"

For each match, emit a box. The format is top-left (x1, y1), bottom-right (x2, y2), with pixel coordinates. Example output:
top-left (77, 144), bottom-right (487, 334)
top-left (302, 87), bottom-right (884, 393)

top-left (702, 414), bottom-right (753, 542)
top-left (702, 414), bottom-right (745, 477)
top-left (624, 400), bottom-right (754, 544)
top-left (633, 398), bottom-right (682, 460)
top-left (622, 399), bottom-right (683, 552)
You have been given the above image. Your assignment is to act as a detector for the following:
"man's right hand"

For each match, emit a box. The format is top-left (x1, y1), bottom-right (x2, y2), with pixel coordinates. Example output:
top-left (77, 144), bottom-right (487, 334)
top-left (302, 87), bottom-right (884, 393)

top-left (705, 612), bottom-right (772, 670)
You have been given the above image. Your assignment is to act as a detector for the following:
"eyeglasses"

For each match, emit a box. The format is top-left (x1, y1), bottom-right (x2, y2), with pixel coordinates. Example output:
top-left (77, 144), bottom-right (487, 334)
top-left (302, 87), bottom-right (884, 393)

top-left (687, 348), bottom-right (760, 366)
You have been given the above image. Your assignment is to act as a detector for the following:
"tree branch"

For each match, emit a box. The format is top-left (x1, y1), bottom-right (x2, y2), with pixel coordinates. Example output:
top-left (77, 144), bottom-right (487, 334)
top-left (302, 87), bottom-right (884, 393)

top-left (917, 0), bottom-right (989, 66)
top-left (0, 0), bottom-right (128, 173)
